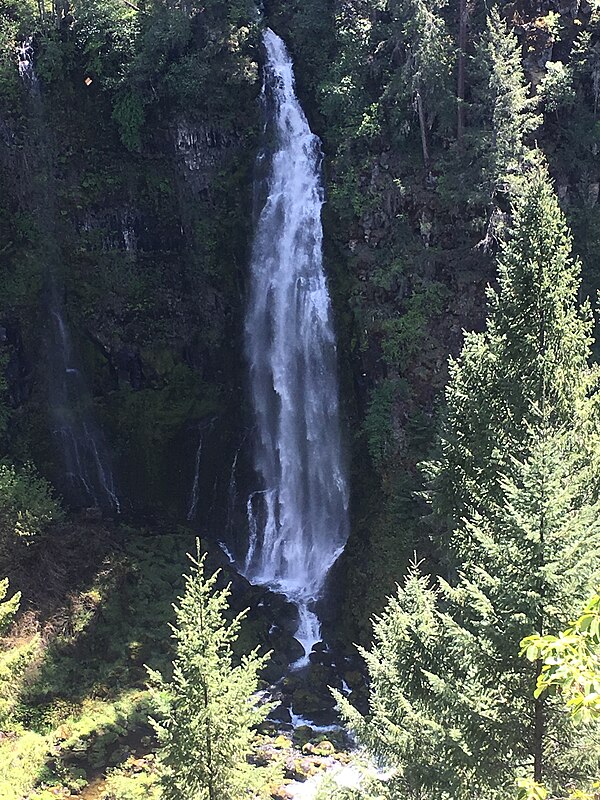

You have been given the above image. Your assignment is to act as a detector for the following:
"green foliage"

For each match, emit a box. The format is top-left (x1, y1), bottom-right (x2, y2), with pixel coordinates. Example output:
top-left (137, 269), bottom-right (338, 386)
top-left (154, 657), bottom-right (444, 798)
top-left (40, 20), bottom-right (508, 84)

top-left (0, 461), bottom-right (63, 541)
top-left (572, 13), bottom-right (600, 116)
top-left (56, 691), bottom-right (153, 769)
top-left (380, 282), bottom-right (446, 364)
top-left (102, 754), bottom-right (161, 800)
top-left (315, 769), bottom-right (389, 800)
top-left (339, 427), bottom-right (600, 795)
top-left (0, 581), bottom-right (41, 730)
top-left (113, 0), bottom-right (258, 133)
top-left (538, 62), bottom-right (577, 115)
top-left (0, 578), bottom-right (19, 634)
top-left (387, 0), bottom-right (455, 128)
top-left (148, 545), bottom-right (271, 800)
top-left (112, 87), bottom-right (146, 152)
top-left (363, 379), bottom-right (399, 470)
top-left (337, 562), bottom-right (507, 799)
top-left (318, 7), bottom-right (375, 145)
top-left (0, 0), bottom-right (37, 105)
top-left (342, 170), bottom-right (600, 798)
top-left (70, 0), bottom-right (139, 82)
top-left (522, 592), bottom-right (600, 723)
top-left (25, 533), bottom-right (189, 705)
top-left (0, 731), bottom-right (49, 800)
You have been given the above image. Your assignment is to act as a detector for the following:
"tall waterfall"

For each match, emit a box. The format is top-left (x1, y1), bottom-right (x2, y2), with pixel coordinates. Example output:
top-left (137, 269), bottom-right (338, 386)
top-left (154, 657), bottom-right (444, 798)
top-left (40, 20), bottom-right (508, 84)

top-left (244, 29), bottom-right (349, 665)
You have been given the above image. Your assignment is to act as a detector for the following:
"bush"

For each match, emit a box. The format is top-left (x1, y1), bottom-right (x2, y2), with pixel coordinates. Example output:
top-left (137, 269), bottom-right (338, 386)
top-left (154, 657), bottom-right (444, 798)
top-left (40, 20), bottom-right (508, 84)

top-left (0, 461), bottom-right (63, 542)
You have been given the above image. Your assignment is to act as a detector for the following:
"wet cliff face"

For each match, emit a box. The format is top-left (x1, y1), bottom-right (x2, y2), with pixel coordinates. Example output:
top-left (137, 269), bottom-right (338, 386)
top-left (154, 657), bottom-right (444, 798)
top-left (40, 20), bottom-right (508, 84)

top-left (0, 5), bottom-right (261, 521)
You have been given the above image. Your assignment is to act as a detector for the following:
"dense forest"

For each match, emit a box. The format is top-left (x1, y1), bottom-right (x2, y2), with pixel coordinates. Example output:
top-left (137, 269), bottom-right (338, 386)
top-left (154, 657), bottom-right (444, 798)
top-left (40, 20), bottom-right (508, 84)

top-left (0, 0), bottom-right (599, 797)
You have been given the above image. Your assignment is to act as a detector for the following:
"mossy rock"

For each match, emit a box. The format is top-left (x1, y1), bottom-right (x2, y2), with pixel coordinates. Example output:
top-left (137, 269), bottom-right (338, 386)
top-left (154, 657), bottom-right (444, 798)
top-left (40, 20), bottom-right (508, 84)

top-left (272, 735), bottom-right (293, 750)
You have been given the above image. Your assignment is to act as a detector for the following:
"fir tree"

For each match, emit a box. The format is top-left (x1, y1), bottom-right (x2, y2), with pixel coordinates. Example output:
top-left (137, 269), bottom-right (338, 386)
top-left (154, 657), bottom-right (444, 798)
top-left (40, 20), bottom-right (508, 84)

top-left (339, 427), bottom-right (600, 798)
top-left (148, 545), bottom-right (270, 800)
top-left (387, 0), bottom-right (455, 169)
top-left (425, 169), bottom-right (597, 542)
top-left (469, 9), bottom-right (540, 206)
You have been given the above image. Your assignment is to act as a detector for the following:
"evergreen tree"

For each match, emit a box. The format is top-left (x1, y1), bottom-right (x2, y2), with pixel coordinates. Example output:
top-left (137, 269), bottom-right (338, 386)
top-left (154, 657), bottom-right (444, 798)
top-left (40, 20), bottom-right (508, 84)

top-left (469, 9), bottom-right (540, 205)
top-left (338, 173), bottom-right (600, 798)
top-left (339, 427), bottom-right (600, 798)
top-left (425, 169), bottom-right (597, 542)
top-left (387, 0), bottom-right (455, 169)
top-left (0, 579), bottom-right (19, 635)
top-left (148, 545), bottom-right (270, 800)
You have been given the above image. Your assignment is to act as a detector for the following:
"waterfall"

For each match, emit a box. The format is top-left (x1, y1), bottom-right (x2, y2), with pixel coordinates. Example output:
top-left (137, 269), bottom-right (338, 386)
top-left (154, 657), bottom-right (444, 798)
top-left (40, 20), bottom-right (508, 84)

top-left (187, 433), bottom-right (203, 521)
top-left (244, 29), bottom-right (349, 666)
top-left (19, 39), bottom-right (120, 513)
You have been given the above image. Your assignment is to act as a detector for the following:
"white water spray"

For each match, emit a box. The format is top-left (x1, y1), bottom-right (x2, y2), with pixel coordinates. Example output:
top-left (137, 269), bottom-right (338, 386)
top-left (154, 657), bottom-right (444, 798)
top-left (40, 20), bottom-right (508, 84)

top-left (244, 29), bottom-right (349, 666)
top-left (17, 36), bottom-right (37, 85)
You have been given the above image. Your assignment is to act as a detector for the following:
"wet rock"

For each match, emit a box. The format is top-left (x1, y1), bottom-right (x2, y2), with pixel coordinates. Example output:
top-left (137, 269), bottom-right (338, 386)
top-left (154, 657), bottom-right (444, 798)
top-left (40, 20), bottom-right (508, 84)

top-left (174, 118), bottom-right (241, 193)
top-left (114, 346), bottom-right (145, 390)
top-left (293, 725), bottom-right (315, 746)
top-left (268, 704), bottom-right (292, 725)
top-left (287, 756), bottom-right (323, 781)
top-left (271, 786), bottom-right (295, 800)
top-left (261, 590), bottom-right (300, 634)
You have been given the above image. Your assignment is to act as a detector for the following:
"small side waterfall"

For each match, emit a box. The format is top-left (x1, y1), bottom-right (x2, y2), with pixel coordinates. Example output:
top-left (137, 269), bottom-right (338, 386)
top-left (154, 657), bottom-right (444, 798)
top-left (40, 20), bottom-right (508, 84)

top-left (18, 38), bottom-right (120, 513)
top-left (244, 29), bottom-right (349, 666)
top-left (187, 434), bottom-right (203, 521)
top-left (49, 305), bottom-right (120, 512)
top-left (17, 36), bottom-right (37, 84)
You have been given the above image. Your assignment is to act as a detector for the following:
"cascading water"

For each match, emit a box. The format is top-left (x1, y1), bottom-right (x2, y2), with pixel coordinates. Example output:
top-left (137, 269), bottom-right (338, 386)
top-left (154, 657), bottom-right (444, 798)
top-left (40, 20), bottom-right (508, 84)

top-left (18, 38), bottom-right (120, 513)
top-left (244, 29), bottom-right (349, 667)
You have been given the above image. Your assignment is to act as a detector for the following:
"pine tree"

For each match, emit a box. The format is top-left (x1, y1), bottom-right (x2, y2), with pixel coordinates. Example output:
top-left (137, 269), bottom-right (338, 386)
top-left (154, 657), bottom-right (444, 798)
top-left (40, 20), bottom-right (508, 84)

top-left (148, 545), bottom-right (270, 800)
top-left (338, 173), bottom-right (600, 798)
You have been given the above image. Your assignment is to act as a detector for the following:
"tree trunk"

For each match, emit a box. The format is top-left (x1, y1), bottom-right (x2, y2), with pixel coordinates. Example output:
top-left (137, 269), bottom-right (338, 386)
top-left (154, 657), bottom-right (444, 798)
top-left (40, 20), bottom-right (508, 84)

top-left (457, 0), bottom-right (469, 144)
top-left (416, 90), bottom-right (430, 171)
top-left (533, 686), bottom-right (544, 782)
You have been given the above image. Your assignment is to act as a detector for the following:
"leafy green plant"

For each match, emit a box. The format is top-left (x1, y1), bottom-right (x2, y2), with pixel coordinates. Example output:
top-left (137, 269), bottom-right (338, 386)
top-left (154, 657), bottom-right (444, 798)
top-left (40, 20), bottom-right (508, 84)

top-left (522, 592), bottom-right (600, 723)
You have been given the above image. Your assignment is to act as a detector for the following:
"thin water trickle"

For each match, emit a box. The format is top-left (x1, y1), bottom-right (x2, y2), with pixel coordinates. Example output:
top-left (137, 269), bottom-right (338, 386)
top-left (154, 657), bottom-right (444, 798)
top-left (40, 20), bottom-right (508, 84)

top-left (244, 29), bottom-right (348, 664)
top-left (187, 434), bottom-right (203, 521)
